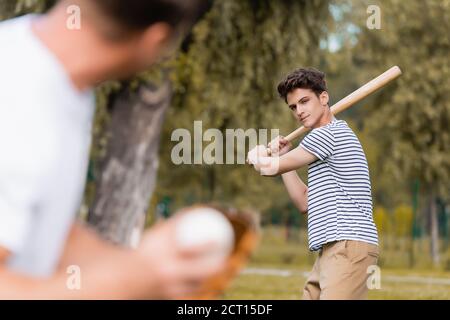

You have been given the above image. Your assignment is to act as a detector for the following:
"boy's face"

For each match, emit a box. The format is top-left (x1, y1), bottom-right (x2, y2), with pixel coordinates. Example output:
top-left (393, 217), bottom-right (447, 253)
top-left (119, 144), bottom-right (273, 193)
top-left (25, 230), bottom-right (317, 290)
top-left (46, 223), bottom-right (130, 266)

top-left (286, 88), bottom-right (329, 129)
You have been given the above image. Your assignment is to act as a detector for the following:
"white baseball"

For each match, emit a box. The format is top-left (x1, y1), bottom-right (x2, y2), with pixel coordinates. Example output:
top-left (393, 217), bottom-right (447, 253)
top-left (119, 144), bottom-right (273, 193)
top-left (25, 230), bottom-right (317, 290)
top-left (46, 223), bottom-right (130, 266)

top-left (175, 207), bottom-right (235, 264)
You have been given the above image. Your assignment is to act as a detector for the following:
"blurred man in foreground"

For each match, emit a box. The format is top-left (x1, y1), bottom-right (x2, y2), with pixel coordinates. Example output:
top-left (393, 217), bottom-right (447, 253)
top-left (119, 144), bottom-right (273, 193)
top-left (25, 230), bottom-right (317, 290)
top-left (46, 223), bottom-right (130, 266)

top-left (0, 0), bottom-right (220, 299)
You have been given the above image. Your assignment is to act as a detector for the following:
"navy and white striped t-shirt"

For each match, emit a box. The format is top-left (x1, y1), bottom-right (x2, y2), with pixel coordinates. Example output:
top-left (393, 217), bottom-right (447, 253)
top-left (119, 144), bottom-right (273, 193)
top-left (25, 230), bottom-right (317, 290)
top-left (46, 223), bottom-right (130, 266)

top-left (300, 119), bottom-right (378, 251)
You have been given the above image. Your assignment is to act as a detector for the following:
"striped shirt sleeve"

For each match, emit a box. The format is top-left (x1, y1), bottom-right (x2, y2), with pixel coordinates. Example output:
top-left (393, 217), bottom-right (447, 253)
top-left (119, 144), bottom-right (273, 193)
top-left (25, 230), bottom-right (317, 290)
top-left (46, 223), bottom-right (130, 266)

top-left (300, 127), bottom-right (335, 161)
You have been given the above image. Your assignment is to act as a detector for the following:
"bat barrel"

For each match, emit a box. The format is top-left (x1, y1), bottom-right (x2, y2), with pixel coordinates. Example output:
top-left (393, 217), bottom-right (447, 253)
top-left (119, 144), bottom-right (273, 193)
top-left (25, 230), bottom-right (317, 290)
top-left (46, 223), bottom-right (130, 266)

top-left (284, 66), bottom-right (402, 142)
top-left (330, 66), bottom-right (402, 114)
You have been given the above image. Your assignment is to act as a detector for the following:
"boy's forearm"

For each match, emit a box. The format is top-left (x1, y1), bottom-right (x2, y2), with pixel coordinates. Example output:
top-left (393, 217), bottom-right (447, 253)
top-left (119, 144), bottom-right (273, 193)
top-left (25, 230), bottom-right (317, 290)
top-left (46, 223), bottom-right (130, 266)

top-left (255, 147), bottom-right (317, 176)
top-left (281, 171), bottom-right (308, 213)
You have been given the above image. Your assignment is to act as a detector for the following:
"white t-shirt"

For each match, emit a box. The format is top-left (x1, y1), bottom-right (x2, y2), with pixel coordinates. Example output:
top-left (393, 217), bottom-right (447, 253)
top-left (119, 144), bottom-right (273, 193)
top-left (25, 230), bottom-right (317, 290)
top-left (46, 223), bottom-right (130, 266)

top-left (0, 15), bottom-right (95, 276)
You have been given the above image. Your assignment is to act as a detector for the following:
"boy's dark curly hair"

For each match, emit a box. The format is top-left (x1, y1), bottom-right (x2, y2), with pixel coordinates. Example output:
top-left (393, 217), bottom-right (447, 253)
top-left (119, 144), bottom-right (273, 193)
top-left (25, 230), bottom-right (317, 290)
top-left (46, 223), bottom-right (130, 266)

top-left (277, 68), bottom-right (327, 103)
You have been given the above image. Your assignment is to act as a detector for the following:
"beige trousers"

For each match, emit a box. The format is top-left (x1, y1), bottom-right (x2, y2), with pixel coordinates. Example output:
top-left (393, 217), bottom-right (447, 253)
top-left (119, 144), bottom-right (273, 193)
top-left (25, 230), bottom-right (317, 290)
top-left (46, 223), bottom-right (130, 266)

top-left (302, 240), bottom-right (379, 300)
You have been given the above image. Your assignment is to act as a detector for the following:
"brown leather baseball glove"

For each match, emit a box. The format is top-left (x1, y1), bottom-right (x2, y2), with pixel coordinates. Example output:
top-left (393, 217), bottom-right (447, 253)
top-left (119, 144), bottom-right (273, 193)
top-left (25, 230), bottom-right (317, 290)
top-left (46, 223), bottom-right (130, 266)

top-left (180, 204), bottom-right (260, 299)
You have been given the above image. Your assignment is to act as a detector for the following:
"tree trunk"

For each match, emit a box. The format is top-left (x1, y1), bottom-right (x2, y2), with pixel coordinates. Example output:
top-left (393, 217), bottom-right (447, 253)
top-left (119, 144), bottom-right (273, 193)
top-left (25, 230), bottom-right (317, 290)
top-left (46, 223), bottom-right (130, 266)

top-left (87, 79), bottom-right (171, 247)
top-left (429, 187), bottom-right (440, 266)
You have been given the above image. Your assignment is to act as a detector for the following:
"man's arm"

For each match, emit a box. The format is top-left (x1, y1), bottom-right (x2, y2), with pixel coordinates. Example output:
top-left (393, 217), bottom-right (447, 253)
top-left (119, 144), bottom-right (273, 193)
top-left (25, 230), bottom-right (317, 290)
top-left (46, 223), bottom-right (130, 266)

top-left (281, 171), bottom-right (308, 214)
top-left (0, 240), bottom-right (142, 299)
top-left (0, 222), bottom-right (151, 299)
top-left (0, 219), bottom-right (223, 299)
top-left (56, 222), bottom-right (123, 272)
top-left (0, 247), bottom-right (10, 264)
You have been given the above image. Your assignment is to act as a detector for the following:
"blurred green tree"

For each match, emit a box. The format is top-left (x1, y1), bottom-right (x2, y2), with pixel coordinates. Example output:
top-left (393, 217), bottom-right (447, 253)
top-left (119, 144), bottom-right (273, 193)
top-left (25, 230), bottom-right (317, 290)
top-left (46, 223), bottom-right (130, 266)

top-left (347, 0), bottom-right (450, 265)
top-left (0, 0), bottom-right (56, 19)
top-left (394, 205), bottom-right (413, 238)
top-left (1, 0), bottom-right (332, 243)
top-left (373, 206), bottom-right (389, 235)
top-left (154, 0), bottom-right (331, 216)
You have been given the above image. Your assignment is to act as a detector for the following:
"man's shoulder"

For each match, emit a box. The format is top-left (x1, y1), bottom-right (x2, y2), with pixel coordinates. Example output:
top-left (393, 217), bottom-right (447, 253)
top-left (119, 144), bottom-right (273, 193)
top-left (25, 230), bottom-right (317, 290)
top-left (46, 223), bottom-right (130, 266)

top-left (0, 15), bottom-right (31, 45)
top-left (0, 15), bottom-right (35, 75)
top-left (0, 14), bottom-right (24, 30)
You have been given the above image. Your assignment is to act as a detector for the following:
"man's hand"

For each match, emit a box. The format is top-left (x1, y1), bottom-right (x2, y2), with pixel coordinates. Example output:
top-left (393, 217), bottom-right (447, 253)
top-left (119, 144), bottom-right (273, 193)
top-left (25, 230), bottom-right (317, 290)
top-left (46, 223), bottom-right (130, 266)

top-left (0, 247), bottom-right (10, 264)
top-left (268, 136), bottom-right (292, 157)
top-left (0, 217), bottom-right (225, 300)
top-left (136, 216), bottom-right (225, 299)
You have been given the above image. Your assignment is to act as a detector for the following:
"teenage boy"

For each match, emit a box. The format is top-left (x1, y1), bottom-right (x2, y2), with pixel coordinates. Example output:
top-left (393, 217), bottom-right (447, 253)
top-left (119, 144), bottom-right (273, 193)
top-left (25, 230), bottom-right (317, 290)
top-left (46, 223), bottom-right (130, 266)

top-left (248, 68), bottom-right (379, 300)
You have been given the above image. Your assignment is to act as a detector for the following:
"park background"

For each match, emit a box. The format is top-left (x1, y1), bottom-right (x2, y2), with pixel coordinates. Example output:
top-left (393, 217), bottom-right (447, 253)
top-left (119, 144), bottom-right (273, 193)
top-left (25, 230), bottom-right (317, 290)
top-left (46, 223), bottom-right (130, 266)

top-left (1, 0), bottom-right (449, 299)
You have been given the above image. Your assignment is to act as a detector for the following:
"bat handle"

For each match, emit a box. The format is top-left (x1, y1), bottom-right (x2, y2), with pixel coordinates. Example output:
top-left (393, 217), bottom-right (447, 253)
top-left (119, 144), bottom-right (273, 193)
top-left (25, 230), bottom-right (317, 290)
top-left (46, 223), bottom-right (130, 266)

top-left (284, 125), bottom-right (308, 142)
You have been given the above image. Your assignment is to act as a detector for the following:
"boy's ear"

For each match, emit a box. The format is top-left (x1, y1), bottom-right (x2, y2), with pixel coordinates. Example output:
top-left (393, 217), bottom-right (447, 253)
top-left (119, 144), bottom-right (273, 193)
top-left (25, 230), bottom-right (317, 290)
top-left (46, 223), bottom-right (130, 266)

top-left (141, 22), bottom-right (172, 48)
top-left (132, 22), bottom-right (173, 67)
top-left (320, 91), bottom-right (329, 107)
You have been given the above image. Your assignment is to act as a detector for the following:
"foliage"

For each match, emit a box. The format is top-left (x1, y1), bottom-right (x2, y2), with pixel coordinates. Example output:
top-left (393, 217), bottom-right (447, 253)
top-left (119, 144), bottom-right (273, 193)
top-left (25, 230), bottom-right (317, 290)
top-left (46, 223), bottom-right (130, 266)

top-left (373, 206), bottom-right (389, 235)
top-left (347, 0), bottom-right (450, 200)
top-left (154, 0), bottom-right (331, 213)
top-left (1, 0), bottom-right (448, 225)
top-left (393, 205), bottom-right (413, 237)
top-left (0, 0), bottom-right (55, 19)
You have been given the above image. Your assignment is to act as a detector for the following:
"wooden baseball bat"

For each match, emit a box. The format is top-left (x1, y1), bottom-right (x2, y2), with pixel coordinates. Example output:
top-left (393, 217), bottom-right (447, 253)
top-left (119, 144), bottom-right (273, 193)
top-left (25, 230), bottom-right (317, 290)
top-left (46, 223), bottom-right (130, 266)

top-left (283, 66), bottom-right (402, 142)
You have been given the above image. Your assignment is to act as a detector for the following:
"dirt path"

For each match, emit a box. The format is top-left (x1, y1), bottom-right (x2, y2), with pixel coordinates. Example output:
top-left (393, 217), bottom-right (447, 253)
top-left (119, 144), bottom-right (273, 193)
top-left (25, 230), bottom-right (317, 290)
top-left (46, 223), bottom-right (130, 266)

top-left (242, 267), bottom-right (450, 285)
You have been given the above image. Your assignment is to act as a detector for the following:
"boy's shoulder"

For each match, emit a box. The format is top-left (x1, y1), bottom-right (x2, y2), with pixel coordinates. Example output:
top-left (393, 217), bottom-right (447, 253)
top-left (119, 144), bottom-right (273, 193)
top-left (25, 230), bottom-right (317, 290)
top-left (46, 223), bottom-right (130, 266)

top-left (309, 119), bottom-right (347, 135)
top-left (306, 119), bottom-right (358, 145)
top-left (320, 119), bottom-right (354, 135)
top-left (326, 118), bottom-right (348, 128)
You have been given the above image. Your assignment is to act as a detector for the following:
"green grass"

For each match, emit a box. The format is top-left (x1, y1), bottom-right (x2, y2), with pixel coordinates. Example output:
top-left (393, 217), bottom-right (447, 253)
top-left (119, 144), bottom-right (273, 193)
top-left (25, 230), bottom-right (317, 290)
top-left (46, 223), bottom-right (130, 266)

top-left (224, 269), bottom-right (450, 300)
top-left (223, 226), bottom-right (450, 300)
top-left (224, 274), bottom-right (304, 300)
